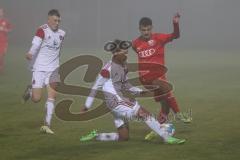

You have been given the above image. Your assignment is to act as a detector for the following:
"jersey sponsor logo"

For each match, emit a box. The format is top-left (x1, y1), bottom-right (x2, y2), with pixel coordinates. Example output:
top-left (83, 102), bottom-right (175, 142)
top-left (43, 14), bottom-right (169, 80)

top-left (45, 38), bottom-right (61, 50)
top-left (148, 40), bottom-right (156, 46)
top-left (53, 39), bottom-right (58, 46)
top-left (138, 48), bottom-right (156, 58)
top-left (46, 45), bottom-right (61, 50)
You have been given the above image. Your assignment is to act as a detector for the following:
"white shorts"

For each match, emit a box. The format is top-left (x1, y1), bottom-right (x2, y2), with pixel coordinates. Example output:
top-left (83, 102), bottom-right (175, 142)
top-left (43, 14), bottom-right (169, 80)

top-left (112, 101), bottom-right (141, 128)
top-left (32, 70), bottom-right (60, 88)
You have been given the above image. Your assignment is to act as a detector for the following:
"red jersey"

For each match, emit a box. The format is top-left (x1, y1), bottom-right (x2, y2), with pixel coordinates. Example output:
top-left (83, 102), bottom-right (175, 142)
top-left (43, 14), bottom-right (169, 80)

top-left (132, 33), bottom-right (175, 64)
top-left (0, 18), bottom-right (11, 44)
top-left (132, 23), bottom-right (179, 82)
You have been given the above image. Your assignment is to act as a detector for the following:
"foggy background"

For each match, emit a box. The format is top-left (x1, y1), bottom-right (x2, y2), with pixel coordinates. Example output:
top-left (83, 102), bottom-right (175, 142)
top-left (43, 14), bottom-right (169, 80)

top-left (1, 0), bottom-right (239, 50)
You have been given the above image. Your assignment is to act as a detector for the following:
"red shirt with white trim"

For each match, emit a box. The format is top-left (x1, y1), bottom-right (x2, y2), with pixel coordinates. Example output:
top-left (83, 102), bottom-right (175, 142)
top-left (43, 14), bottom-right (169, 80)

top-left (132, 23), bottom-right (179, 82)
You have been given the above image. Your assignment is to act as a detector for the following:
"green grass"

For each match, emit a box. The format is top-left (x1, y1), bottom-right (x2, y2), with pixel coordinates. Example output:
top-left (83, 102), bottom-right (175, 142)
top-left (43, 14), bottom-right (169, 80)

top-left (0, 47), bottom-right (240, 160)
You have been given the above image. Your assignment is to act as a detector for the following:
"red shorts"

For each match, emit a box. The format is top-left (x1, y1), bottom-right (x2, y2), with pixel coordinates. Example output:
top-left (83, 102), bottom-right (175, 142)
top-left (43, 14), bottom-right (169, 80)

top-left (140, 75), bottom-right (173, 102)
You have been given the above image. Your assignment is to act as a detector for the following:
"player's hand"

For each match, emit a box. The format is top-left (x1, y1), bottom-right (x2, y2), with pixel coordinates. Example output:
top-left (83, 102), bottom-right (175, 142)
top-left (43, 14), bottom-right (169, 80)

top-left (80, 107), bottom-right (88, 113)
top-left (25, 53), bottom-right (33, 60)
top-left (173, 12), bottom-right (180, 23)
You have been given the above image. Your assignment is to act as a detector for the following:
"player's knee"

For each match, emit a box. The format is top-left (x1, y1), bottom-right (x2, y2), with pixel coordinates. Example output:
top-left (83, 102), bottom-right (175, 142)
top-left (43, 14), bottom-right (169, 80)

top-left (117, 125), bottom-right (129, 141)
top-left (47, 92), bottom-right (57, 100)
top-left (118, 135), bottom-right (129, 141)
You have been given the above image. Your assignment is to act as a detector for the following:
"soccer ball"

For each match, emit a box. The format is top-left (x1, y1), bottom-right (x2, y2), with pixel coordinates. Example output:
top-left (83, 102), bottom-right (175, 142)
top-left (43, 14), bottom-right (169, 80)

top-left (162, 123), bottom-right (175, 136)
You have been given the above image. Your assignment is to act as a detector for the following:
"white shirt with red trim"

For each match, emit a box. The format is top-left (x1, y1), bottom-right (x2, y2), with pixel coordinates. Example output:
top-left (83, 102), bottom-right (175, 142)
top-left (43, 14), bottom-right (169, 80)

top-left (29, 24), bottom-right (65, 71)
top-left (85, 61), bottom-right (143, 109)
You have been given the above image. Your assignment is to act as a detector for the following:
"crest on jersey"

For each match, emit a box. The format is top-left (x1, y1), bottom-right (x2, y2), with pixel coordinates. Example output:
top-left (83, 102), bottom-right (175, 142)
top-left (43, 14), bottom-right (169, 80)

top-left (53, 40), bottom-right (58, 46)
top-left (136, 47), bottom-right (141, 51)
top-left (148, 40), bottom-right (156, 46)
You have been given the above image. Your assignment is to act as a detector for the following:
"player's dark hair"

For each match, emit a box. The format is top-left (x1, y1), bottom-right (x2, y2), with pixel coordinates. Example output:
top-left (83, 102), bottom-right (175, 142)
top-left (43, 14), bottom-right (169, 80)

top-left (48, 9), bottom-right (60, 17)
top-left (139, 17), bottom-right (152, 26)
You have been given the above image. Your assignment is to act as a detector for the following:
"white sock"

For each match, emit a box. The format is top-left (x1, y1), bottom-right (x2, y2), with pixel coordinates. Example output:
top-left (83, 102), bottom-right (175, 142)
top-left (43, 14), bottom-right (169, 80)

top-left (45, 98), bottom-right (55, 126)
top-left (96, 133), bottom-right (119, 141)
top-left (144, 116), bottom-right (169, 140)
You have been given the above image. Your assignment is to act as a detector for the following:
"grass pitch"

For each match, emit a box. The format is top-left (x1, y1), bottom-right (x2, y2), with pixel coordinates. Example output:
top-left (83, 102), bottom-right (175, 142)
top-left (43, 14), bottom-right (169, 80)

top-left (0, 47), bottom-right (239, 160)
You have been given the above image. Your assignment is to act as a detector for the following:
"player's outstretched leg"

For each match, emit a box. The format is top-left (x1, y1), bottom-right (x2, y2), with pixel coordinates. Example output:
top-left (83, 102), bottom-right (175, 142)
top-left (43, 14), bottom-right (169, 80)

top-left (80, 130), bottom-right (98, 141)
top-left (80, 125), bottom-right (129, 142)
top-left (144, 131), bottom-right (158, 141)
top-left (161, 95), bottom-right (192, 123)
top-left (80, 130), bottom-right (122, 142)
top-left (138, 107), bottom-right (186, 144)
top-left (145, 102), bottom-right (169, 140)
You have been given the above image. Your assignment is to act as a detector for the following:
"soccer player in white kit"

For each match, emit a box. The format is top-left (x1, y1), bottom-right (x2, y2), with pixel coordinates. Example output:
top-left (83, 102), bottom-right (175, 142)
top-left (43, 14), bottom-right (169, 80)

top-left (80, 40), bottom-right (185, 144)
top-left (22, 9), bottom-right (66, 134)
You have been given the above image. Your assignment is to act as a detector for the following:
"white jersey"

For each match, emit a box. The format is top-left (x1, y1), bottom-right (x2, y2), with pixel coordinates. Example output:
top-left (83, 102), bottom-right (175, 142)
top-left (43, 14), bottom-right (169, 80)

top-left (29, 24), bottom-right (66, 71)
top-left (85, 61), bottom-right (142, 109)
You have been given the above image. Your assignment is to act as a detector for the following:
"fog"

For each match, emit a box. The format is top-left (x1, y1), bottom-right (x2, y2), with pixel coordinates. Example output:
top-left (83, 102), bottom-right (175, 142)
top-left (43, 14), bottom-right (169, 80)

top-left (1, 0), bottom-right (239, 50)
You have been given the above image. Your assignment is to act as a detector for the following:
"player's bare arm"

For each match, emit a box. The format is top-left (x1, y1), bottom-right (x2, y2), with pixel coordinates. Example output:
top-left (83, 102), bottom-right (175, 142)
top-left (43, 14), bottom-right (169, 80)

top-left (172, 12), bottom-right (180, 39)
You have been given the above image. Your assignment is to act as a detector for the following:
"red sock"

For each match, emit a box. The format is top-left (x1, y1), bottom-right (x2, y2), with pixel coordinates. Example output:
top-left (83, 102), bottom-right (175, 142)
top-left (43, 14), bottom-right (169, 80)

top-left (158, 110), bottom-right (168, 124)
top-left (166, 96), bottom-right (180, 113)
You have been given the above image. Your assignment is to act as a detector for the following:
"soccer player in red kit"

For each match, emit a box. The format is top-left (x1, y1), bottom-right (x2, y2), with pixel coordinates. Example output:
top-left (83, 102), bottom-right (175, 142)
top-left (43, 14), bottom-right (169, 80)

top-left (132, 13), bottom-right (191, 139)
top-left (0, 8), bottom-right (12, 73)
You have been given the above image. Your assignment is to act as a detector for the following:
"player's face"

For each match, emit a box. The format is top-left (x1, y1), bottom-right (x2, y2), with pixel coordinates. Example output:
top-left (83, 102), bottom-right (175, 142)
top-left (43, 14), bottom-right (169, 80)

top-left (139, 25), bottom-right (152, 40)
top-left (113, 49), bottom-right (128, 63)
top-left (48, 15), bottom-right (61, 31)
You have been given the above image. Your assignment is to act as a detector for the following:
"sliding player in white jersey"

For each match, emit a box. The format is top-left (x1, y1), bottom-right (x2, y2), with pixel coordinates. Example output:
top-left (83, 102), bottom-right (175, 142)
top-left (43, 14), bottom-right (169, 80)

top-left (80, 40), bottom-right (185, 144)
top-left (22, 9), bottom-right (66, 134)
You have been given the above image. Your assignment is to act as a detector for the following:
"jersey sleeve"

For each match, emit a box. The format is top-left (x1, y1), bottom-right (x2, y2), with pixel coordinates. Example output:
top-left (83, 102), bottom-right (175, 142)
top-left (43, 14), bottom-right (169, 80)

top-left (100, 69), bottom-right (110, 78)
top-left (157, 33), bottom-right (175, 44)
top-left (35, 28), bottom-right (45, 39)
top-left (157, 22), bottom-right (180, 44)
top-left (84, 74), bottom-right (109, 109)
top-left (28, 28), bottom-right (44, 56)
